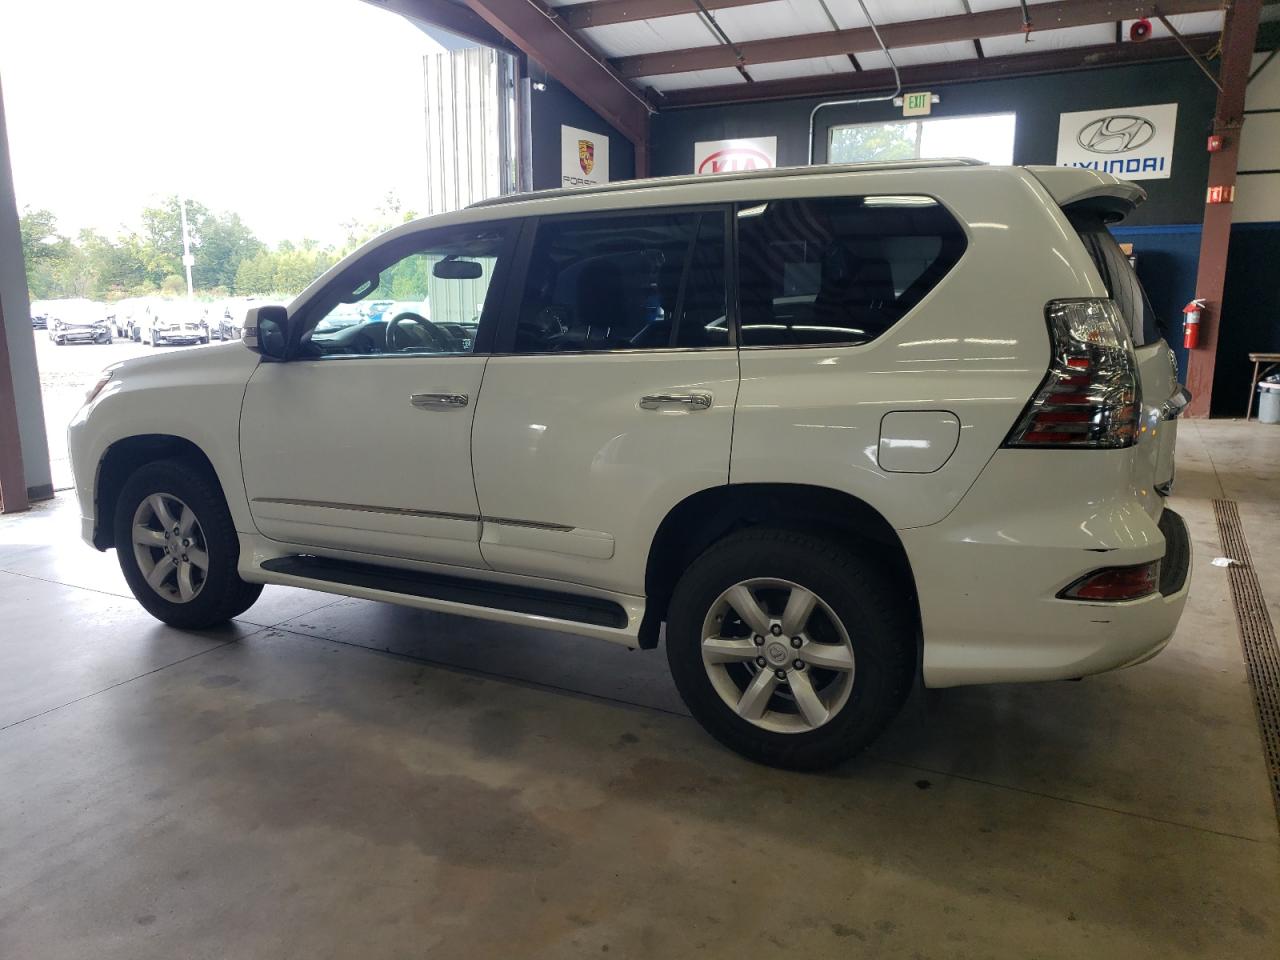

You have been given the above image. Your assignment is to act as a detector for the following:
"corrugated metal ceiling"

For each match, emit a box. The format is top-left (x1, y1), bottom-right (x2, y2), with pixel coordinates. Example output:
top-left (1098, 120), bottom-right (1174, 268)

top-left (545, 0), bottom-right (1226, 95)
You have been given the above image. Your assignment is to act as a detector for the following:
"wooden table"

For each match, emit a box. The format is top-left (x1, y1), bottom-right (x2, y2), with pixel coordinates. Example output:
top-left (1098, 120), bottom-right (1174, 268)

top-left (1246, 352), bottom-right (1280, 421)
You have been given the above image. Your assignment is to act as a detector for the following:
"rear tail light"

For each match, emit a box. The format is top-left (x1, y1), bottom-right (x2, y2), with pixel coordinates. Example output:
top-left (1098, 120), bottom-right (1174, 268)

top-left (1004, 299), bottom-right (1140, 448)
top-left (1059, 562), bottom-right (1160, 602)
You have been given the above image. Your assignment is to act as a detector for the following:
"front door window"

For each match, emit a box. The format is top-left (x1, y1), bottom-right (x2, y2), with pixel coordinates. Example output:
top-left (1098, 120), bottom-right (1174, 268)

top-left (302, 227), bottom-right (508, 358)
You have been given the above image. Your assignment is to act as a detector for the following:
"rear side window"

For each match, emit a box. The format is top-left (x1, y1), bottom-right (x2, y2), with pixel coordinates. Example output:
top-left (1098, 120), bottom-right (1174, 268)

top-left (736, 196), bottom-right (966, 347)
top-left (1069, 213), bottom-right (1162, 346)
top-left (511, 210), bottom-right (728, 353)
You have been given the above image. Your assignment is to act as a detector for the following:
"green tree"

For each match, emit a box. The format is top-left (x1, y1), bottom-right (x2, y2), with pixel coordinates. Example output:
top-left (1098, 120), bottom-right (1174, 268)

top-left (234, 250), bottom-right (276, 295)
top-left (78, 228), bottom-right (148, 298)
top-left (139, 196), bottom-right (207, 284)
top-left (196, 211), bottom-right (262, 290)
top-left (20, 207), bottom-right (70, 264)
top-left (828, 122), bottom-right (918, 163)
top-left (19, 207), bottom-right (74, 299)
top-left (272, 245), bottom-right (336, 296)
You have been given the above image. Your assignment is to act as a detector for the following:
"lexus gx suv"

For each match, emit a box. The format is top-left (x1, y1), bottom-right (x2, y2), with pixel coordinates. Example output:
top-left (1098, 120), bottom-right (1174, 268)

top-left (69, 160), bottom-right (1191, 769)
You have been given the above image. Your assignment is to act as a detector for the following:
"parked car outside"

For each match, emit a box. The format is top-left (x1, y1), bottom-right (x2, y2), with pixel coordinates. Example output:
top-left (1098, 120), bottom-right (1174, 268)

top-left (108, 298), bottom-right (134, 338)
top-left (311, 301), bottom-right (367, 336)
top-left (29, 299), bottom-right (51, 329)
top-left (203, 301), bottom-right (232, 341)
top-left (68, 161), bottom-right (1192, 769)
top-left (137, 299), bottom-right (210, 346)
top-left (217, 298), bottom-right (262, 341)
top-left (47, 299), bottom-right (112, 345)
top-left (113, 297), bottom-right (161, 339)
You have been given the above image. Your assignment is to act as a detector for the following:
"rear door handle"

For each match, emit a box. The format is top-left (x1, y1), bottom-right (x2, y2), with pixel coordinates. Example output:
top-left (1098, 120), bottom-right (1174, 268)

top-left (639, 392), bottom-right (712, 411)
top-left (410, 392), bottom-right (469, 409)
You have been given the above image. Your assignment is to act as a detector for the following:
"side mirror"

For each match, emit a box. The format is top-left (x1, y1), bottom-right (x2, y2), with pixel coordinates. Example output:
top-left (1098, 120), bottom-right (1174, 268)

top-left (243, 305), bottom-right (289, 360)
top-left (433, 259), bottom-right (483, 280)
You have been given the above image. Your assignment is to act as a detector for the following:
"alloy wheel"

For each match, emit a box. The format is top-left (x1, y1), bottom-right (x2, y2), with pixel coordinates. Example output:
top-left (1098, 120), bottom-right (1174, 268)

top-left (700, 578), bottom-right (856, 734)
top-left (131, 493), bottom-right (210, 603)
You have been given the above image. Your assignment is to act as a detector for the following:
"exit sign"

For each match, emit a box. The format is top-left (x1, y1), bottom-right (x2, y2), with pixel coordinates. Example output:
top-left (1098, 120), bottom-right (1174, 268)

top-left (903, 91), bottom-right (933, 116)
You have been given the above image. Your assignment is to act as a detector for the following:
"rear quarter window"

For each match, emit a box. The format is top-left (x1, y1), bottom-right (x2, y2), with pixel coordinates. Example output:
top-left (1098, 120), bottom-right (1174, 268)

top-left (1069, 213), bottom-right (1163, 346)
top-left (736, 195), bottom-right (967, 347)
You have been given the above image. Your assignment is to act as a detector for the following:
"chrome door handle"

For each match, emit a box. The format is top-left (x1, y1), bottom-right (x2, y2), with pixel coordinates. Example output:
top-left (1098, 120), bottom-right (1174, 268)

top-left (639, 392), bottom-right (712, 411)
top-left (410, 392), bottom-right (469, 409)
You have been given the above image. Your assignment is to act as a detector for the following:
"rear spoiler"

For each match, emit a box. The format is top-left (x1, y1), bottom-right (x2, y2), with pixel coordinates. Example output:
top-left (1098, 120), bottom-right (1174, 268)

top-left (1026, 166), bottom-right (1147, 222)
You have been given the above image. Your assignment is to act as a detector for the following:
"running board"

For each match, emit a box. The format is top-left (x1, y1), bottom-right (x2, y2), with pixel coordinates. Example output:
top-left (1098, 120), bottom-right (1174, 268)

top-left (258, 555), bottom-right (629, 629)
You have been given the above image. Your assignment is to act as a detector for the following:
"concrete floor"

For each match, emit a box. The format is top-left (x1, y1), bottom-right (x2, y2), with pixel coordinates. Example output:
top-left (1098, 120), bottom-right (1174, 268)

top-left (2, 420), bottom-right (1278, 959)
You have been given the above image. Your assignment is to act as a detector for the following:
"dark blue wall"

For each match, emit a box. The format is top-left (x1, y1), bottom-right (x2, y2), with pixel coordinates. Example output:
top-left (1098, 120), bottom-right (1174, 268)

top-left (1218, 223), bottom-right (1280, 416)
top-left (651, 59), bottom-right (1219, 227)
top-left (1110, 224), bottom-right (1202, 385)
top-left (525, 61), bottom-right (635, 191)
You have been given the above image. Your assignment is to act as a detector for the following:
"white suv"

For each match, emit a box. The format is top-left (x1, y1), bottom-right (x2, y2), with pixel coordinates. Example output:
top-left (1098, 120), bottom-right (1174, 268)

top-left (69, 161), bottom-right (1191, 768)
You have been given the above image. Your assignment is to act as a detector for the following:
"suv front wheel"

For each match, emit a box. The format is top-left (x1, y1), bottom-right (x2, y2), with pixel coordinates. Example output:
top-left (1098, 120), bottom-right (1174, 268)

top-left (665, 529), bottom-right (914, 770)
top-left (114, 459), bottom-right (263, 629)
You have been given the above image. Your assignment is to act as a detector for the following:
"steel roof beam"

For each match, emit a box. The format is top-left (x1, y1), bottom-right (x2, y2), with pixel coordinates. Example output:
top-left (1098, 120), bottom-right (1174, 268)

top-left (612, 0), bottom-right (1228, 79)
top-left (654, 33), bottom-right (1220, 108)
top-left (458, 0), bottom-right (653, 148)
top-left (558, 0), bottom-right (774, 30)
top-left (364, 0), bottom-right (519, 53)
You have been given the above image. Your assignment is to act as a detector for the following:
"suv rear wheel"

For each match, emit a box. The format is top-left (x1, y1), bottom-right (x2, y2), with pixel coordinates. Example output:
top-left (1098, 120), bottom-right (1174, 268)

top-left (113, 459), bottom-right (263, 629)
top-left (665, 528), bottom-right (914, 770)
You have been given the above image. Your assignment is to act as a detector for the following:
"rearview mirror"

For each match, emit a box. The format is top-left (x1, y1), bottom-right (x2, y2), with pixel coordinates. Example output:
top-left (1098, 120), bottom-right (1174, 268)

top-left (243, 305), bottom-right (289, 361)
top-left (433, 259), bottom-right (483, 280)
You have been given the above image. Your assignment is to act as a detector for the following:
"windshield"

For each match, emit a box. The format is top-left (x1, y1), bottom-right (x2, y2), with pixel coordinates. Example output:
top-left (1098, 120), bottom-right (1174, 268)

top-left (1069, 213), bottom-right (1163, 346)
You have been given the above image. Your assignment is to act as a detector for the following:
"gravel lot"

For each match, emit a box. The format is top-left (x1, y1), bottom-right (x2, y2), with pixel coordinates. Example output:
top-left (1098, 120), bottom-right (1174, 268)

top-left (33, 330), bottom-right (226, 489)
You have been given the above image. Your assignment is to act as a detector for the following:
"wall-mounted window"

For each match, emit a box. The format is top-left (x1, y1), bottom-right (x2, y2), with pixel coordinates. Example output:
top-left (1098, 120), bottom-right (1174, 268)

top-left (829, 113), bottom-right (1017, 166)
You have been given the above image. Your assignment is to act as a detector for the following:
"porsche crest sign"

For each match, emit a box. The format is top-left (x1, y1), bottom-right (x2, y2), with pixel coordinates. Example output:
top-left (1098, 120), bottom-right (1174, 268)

top-left (561, 125), bottom-right (609, 188)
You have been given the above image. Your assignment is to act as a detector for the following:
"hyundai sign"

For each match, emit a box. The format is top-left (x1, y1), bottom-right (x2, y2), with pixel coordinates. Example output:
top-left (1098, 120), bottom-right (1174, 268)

top-left (694, 136), bottom-right (777, 175)
top-left (1055, 103), bottom-right (1177, 180)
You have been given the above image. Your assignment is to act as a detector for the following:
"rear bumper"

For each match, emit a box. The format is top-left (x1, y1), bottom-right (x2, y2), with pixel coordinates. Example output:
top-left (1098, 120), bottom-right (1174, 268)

top-left (902, 449), bottom-right (1191, 688)
top-left (56, 327), bottom-right (108, 341)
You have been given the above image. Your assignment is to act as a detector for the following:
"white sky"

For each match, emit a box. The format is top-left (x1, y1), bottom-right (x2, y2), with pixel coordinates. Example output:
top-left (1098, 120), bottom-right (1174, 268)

top-left (0, 0), bottom-right (444, 245)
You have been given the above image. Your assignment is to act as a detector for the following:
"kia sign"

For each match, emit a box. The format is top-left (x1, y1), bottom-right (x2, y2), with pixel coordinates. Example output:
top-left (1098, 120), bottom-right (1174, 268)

top-left (694, 136), bottom-right (777, 175)
top-left (1055, 103), bottom-right (1177, 181)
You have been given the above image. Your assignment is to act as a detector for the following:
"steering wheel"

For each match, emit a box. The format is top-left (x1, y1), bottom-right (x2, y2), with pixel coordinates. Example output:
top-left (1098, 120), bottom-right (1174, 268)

top-left (386, 311), bottom-right (458, 353)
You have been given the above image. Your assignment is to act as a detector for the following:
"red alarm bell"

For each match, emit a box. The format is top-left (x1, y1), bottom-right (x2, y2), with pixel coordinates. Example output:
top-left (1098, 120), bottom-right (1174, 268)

top-left (1130, 18), bottom-right (1153, 42)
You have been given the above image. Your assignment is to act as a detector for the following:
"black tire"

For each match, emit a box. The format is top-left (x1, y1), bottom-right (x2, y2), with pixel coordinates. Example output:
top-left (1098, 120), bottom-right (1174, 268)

top-left (114, 458), bottom-right (263, 629)
top-left (665, 528), bottom-right (915, 770)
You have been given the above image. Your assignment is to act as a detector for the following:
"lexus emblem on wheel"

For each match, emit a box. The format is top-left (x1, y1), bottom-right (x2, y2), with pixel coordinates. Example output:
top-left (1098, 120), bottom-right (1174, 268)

top-left (1076, 115), bottom-right (1156, 154)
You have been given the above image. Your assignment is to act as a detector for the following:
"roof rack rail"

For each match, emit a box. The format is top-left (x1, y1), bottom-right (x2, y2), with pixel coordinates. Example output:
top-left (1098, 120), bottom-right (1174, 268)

top-left (468, 158), bottom-right (987, 209)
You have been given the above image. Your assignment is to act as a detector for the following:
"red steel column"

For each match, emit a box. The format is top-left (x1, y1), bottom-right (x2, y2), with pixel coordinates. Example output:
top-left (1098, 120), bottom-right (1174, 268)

top-left (0, 297), bottom-right (28, 513)
top-left (1184, 0), bottom-right (1262, 417)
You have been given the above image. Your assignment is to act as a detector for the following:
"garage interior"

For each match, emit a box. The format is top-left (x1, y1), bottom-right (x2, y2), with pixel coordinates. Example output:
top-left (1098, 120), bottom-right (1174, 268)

top-left (3, 1), bottom-right (1280, 957)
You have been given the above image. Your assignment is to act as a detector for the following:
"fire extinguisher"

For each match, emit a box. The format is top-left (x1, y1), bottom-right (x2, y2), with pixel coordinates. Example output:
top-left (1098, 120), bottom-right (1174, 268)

top-left (1183, 299), bottom-right (1205, 349)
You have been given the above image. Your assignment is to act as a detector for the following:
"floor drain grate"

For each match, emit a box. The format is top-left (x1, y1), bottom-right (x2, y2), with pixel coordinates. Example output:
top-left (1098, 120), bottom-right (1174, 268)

top-left (1213, 498), bottom-right (1280, 828)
